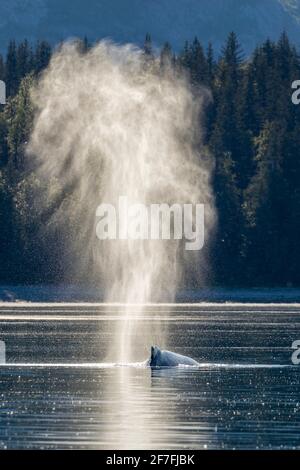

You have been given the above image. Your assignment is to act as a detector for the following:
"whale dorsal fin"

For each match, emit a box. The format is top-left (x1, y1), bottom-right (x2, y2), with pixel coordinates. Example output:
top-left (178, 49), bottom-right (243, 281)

top-left (151, 346), bottom-right (160, 364)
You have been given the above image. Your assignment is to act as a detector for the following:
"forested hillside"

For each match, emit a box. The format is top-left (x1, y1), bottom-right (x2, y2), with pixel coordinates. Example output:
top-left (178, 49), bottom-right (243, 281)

top-left (0, 33), bottom-right (299, 287)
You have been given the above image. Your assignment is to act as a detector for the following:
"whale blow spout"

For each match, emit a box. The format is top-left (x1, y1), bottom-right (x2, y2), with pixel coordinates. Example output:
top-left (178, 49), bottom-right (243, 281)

top-left (149, 346), bottom-right (198, 368)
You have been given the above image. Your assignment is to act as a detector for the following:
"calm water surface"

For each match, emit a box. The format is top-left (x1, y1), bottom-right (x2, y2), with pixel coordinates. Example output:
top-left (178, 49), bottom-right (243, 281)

top-left (0, 303), bottom-right (299, 449)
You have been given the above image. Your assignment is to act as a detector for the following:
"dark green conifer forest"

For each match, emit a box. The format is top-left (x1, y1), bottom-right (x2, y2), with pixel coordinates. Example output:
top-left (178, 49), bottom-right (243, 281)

top-left (0, 33), bottom-right (299, 287)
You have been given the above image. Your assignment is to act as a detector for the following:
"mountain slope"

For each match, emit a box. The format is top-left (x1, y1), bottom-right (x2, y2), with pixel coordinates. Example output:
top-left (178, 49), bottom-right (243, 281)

top-left (0, 0), bottom-right (299, 54)
top-left (280, 0), bottom-right (300, 22)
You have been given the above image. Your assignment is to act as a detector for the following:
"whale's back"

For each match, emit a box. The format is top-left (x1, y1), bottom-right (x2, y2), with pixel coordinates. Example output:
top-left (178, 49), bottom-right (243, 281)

top-left (150, 346), bottom-right (198, 367)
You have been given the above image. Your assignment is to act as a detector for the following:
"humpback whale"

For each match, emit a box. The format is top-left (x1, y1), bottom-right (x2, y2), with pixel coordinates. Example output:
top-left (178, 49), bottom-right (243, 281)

top-left (149, 346), bottom-right (198, 367)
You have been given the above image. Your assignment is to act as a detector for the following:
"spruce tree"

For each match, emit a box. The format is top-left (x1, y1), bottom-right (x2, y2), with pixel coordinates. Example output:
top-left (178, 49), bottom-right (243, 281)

top-left (207, 42), bottom-right (215, 86)
top-left (17, 40), bottom-right (31, 84)
top-left (160, 42), bottom-right (172, 70)
top-left (5, 74), bottom-right (34, 170)
top-left (190, 37), bottom-right (208, 85)
top-left (143, 33), bottom-right (153, 57)
top-left (5, 41), bottom-right (18, 97)
top-left (34, 40), bottom-right (51, 74)
top-left (0, 55), bottom-right (5, 81)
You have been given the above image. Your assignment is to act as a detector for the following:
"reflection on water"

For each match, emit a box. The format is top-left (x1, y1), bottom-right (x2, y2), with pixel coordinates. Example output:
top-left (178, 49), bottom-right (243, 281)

top-left (1, 365), bottom-right (299, 450)
top-left (102, 367), bottom-right (153, 449)
top-left (0, 303), bottom-right (300, 449)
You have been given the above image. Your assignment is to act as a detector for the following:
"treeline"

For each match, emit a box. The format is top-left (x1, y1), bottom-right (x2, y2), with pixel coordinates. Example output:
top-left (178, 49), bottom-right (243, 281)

top-left (0, 33), bottom-right (299, 286)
